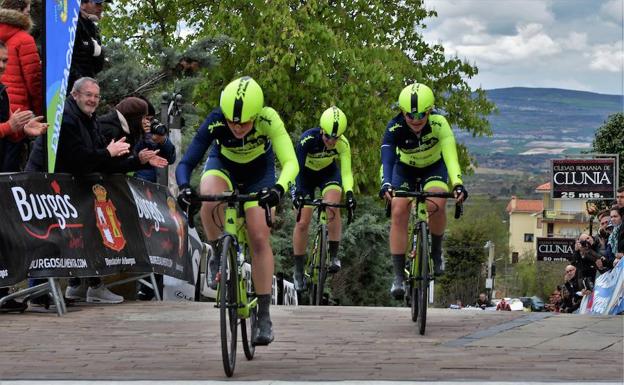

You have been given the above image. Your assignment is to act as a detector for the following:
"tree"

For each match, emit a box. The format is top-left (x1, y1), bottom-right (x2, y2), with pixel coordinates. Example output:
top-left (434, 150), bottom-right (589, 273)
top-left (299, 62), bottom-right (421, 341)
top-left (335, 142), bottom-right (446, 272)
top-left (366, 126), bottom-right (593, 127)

top-left (592, 112), bottom-right (624, 186)
top-left (184, 0), bottom-right (495, 192)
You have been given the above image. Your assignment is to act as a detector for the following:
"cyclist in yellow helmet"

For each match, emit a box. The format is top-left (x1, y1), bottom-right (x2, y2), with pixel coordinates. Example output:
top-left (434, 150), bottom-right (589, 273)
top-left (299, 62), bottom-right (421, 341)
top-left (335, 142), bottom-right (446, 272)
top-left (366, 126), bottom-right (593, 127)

top-left (291, 106), bottom-right (355, 291)
top-left (176, 76), bottom-right (299, 345)
top-left (380, 83), bottom-right (467, 298)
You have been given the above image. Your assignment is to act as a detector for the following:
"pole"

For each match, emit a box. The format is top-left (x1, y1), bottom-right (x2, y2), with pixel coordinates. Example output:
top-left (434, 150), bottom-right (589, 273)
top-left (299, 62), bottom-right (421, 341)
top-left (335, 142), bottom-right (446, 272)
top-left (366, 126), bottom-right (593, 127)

top-left (485, 241), bottom-right (495, 298)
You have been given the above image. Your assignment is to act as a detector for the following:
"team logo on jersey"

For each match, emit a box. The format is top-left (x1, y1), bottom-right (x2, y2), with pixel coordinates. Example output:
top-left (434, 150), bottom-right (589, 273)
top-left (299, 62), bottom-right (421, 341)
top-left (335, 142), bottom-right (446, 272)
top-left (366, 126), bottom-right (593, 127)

top-left (93, 184), bottom-right (126, 252)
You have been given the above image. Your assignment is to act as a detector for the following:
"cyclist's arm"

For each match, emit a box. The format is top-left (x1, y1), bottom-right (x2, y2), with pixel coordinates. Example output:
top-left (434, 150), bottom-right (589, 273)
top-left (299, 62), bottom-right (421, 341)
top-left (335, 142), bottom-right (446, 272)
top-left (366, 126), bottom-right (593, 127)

top-left (263, 107), bottom-right (299, 191)
top-left (436, 116), bottom-right (463, 187)
top-left (175, 116), bottom-right (218, 188)
top-left (337, 136), bottom-right (354, 193)
top-left (380, 123), bottom-right (398, 186)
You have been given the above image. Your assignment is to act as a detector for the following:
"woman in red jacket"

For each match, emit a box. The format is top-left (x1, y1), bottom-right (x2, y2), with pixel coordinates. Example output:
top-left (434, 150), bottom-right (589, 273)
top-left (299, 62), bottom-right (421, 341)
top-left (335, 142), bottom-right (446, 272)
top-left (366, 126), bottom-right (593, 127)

top-left (0, 0), bottom-right (41, 115)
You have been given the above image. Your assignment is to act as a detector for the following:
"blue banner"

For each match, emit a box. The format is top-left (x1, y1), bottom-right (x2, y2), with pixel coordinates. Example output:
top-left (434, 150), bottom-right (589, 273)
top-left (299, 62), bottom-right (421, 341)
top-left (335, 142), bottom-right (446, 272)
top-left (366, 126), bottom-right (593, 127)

top-left (590, 261), bottom-right (624, 315)
top-left (45, 0), bottom-right (81, 172)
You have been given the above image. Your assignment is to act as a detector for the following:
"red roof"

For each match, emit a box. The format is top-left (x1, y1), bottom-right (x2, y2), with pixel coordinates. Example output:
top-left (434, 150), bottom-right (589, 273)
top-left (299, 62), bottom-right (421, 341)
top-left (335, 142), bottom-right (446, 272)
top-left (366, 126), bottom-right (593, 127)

top-left (536, 182), bottom-right (551, 192)
top-left (506, 196), bottom-right (543, 213)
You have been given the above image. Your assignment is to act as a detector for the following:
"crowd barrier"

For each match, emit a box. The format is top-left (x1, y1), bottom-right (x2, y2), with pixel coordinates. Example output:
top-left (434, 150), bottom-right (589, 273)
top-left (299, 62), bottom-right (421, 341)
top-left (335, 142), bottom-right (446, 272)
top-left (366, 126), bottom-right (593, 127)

top-left (0, 172), bottom-right (199, 288)
top-left (579, 260), bottom-right (624, 315)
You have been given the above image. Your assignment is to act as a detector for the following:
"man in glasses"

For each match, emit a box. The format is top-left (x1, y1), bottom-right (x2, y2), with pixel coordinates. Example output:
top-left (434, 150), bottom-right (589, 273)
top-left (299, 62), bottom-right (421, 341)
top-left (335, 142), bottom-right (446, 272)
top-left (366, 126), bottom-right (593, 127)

top-left (175, 76), bottom-right (298, 346)
top-left (380, 82), bottom-right (467, 299)
top-left (290, 106), bottom-right (356, 292)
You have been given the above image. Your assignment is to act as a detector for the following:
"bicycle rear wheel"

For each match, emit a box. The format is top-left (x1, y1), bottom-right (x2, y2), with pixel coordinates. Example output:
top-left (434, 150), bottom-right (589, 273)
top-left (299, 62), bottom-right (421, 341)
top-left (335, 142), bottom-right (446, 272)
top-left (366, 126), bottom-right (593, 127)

top-left (315, 224), bottom-right (328, 305)
top-left (417, 224), bottom-right (429, 335)
top-left (219, 235), bottom-right (238, 377)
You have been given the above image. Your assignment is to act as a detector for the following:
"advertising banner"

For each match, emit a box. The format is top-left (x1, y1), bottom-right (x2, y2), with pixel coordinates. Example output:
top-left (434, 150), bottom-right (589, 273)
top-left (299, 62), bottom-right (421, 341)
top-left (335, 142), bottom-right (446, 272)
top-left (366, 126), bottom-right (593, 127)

top-left (127, 178), bottom-right (193, 283)
top-left (45, 0), bottom-right (81, 172)
top-left (551, 158), bottom-right (617, 199)
top-left (536, 237), bottom-right (576, 261)
top-left (0, 173), bottom-right (194, 288)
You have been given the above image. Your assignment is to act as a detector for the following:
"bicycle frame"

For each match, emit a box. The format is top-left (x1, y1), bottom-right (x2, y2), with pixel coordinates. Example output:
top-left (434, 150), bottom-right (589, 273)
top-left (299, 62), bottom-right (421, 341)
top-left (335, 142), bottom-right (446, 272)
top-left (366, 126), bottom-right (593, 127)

top-left (296, 198), bottom-right (352, 305)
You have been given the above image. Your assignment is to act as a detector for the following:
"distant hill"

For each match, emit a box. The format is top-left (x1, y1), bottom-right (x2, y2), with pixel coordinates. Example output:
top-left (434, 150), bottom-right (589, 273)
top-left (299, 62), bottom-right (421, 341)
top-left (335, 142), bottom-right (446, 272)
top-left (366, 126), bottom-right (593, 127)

top-left (457, 87), bottom-right (623, 173)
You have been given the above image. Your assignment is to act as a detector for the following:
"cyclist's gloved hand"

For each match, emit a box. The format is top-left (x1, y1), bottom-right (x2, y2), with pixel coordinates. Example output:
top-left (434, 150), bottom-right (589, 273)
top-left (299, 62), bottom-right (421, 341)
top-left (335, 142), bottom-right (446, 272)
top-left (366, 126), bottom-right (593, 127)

top-left (379, 183), bottom-right (394, 200)
top-left (259, 184), bottom-right (284, 208)
top-left (292, 193), bottom-right (305, 210)
top-left (345, 190), bottom-right (356, 211)
top-left (177, 185), bottom-right (197, 213)
top-left (454, 184), bottom-right (468, 202)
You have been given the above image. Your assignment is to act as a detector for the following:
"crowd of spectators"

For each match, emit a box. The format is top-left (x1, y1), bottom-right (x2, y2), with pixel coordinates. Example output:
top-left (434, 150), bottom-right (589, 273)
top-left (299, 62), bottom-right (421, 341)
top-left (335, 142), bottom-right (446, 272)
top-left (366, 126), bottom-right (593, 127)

top-left (546, 187), bottom-right (624, 314)
top-left (0, 0), bottom-right (176, 311)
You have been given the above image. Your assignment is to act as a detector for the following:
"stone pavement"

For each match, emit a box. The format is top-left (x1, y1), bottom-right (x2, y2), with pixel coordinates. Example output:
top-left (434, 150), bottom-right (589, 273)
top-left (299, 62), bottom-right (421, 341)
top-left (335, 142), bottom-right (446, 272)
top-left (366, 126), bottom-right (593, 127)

top-left (0, 302), bottom-right (621, 382)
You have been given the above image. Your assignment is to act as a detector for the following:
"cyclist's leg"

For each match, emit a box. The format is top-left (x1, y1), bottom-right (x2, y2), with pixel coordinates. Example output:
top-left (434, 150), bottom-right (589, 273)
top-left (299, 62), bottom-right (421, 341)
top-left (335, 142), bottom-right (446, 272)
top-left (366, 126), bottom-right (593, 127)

top-left (292, 206), bottom-right (312, 290)
top-left (423, 162), bottom-right (450, 276)
top-left (291, 177), bottom-right (315, 290)
top-left (388, 162), bottom-right (414, 297)
top-left (245, 205), bottom-right (274, 344)
top-left (200, 157), bottom-right (233, 288)
top-left (323, 185), bottom-right (343, 273)
top-left (241, 158), bottom-right (276, 345)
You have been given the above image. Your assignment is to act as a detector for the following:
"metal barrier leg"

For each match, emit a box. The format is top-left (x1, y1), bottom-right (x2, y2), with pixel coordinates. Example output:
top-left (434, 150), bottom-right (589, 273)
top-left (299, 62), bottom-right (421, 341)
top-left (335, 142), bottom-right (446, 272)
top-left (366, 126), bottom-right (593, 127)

top-left (149, 273), bottom-right (162, 301)
top-left (48, 278), bottom-right (65, 316)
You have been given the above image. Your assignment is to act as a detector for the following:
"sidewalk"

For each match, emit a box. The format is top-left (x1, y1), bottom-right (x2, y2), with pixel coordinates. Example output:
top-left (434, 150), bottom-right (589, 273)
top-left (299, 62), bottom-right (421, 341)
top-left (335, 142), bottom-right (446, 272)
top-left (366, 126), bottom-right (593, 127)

top-left (0, 302), bottom-right (621, 381)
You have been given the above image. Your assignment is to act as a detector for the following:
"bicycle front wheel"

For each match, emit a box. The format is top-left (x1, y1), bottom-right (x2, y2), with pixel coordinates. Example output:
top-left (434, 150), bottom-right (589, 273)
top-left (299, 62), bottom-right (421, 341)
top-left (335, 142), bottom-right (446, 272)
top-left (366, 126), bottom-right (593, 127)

top-left (314, 224), bottom-right (328, 305)
top-left (219, 235), bottom-right (238, 377)
top-left (417, 223), bottom-right (429, 335)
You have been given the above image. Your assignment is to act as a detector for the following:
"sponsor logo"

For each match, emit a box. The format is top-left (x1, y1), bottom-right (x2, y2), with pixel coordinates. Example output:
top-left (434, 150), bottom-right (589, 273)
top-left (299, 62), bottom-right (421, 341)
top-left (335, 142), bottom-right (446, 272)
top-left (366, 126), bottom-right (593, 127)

top-left (167, 196), bottom-right (187, 258)
top-left (93, 184), bottom-right (126, 252)
top-left (0, 269), bottom-right (8, 279)
top-left (131, 188), bottom-right (166, 233)
top-left (12, 180), bottom-right (82, 239)
top-left (29, 258), bottom-right (88, 269)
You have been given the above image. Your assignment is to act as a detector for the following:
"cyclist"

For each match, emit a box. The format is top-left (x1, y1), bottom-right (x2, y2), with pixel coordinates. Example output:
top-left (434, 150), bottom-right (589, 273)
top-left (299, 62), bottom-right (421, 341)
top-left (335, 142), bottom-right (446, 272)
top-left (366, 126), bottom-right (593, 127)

top-left (379, 82), bottom-right (467, 298)
top-left (175, 76), bottom-right (299, 345)
top-left (291, 106), bottom-right (356, 291)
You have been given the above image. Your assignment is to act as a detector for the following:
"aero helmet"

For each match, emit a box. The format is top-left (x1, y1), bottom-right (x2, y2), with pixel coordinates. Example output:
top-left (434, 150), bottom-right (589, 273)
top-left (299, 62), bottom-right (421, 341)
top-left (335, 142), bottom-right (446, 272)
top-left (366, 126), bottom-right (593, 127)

top-left (219, 76), bottom-right (264, 123)
top-left (320, 106), bottom-right (347, 138)
top-left (398, 83), bottom-right (434, 114)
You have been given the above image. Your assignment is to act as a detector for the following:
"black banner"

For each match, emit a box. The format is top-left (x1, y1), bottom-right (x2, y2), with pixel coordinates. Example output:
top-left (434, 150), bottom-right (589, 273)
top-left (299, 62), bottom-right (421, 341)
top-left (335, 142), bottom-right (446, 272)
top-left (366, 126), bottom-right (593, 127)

top-left (536, 237), bottom-right (576, 262)
top-left (0, 173), bottom-right (194, 287)
top-left (127, 178), bottom-right (192, 281)
top-left (551, 158), bottom-right (617, 199)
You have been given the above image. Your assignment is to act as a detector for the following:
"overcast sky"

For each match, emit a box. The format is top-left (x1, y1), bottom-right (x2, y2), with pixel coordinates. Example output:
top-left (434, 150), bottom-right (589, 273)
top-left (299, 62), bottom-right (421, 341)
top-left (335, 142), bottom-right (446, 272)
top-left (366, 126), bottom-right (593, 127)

top-left (421, 0), bottom-right (623, 95)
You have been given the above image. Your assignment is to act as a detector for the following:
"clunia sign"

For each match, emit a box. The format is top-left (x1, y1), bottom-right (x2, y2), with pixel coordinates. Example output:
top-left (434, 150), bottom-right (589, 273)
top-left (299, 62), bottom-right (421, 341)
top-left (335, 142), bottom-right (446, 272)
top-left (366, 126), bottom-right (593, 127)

top-left (551, 158), bottom-right (617, 199)
top-left (536, 237), bottom-right (576, 262)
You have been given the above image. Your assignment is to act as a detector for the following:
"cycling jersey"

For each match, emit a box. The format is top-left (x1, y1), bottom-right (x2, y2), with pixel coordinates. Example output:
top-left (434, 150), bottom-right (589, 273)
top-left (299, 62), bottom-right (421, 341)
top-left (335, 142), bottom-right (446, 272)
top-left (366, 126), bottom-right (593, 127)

top-left (295, 127), bottom-right (353, 193)
top-left (380, 112), bottom-right (462, 188)
top-left (175, 106), bottom-right (299, 191)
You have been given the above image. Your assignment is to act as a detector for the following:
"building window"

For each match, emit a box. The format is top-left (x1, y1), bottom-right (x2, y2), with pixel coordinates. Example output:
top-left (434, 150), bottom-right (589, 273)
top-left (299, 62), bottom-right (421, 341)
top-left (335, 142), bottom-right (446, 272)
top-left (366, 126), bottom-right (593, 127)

top-left (547, 223), bottom-right (554, 237)
top-left (512, 252), bottom-right (519, 264)
top-left (524, 233), bottom-right (534, 242)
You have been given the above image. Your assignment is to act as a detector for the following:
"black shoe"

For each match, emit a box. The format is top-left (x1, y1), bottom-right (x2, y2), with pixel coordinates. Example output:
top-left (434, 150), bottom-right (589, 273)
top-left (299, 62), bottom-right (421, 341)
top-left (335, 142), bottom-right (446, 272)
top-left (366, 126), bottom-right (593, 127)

top-left (252, 315), bottom-right (274, 346)
top-left (0, 299), bottom-right (27, 313)
top-left (390, 277), bottom-right (406, 299)
top-left (293, 271), bottom-right (305, 292)
top-left (207, 255), bottom-right (220, 290)
top-left (328, 258), bottom-right (341, 273)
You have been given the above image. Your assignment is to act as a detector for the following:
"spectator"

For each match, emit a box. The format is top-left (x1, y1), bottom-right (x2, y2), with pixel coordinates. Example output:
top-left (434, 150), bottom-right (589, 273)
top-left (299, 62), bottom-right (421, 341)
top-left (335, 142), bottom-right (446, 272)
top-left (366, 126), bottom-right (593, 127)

top-left (616, 186), bottom-right (624, 207)
top-left (26, 77), bottom-right (166, 304)
top-left (593, 210), bottom-right (614, 272)
top-left (545, 288), bottom-right (562, 312)
top-left (570, 233), bottom-right (599, 286)
top-left (67, 0), bottom-right (106, 93)
top-left (561, 265), bottom-right (582, 313)
top-left (0, 0), bottom-right (42, 171)
top-left (98, 96), bottom-right (149, 148)
top-left (476, 292), bottom-right (493, 309)
top-left (133, 98), bottom-right (175, 301)
top-left (496, 298), bottom-right (511, 311)
top-left (0, 38), bottom-right (46, 312)
top-left (609, 205), bottom-right (624, 266)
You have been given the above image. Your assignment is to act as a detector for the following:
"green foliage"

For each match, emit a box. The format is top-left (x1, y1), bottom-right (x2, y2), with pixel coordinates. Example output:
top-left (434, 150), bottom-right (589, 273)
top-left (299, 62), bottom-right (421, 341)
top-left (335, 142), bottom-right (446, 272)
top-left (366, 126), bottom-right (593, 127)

top-left (436, 196), bottom-right (510, 306)
top-left (497, 256), bottom-right (566, 300)
top-left (592, 112), bottom-right (624, 186)
top-left (187, 0), bottom-right (495, 192)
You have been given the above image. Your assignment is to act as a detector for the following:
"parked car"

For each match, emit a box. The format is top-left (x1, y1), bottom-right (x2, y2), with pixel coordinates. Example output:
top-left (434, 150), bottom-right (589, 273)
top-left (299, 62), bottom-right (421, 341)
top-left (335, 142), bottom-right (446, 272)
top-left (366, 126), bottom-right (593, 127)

top-left (519, 296), bottom-right (545, 312)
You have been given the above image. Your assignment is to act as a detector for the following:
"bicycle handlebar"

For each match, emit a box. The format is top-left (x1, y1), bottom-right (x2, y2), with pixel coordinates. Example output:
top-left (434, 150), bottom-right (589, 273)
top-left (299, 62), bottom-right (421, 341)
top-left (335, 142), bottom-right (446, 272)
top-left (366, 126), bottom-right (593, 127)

top-left (188, 191), bottom-right (273, 228)
top-left (295, 198), bottom-right (354, 225)
top-left (384, 190), bottom-right (463, 219)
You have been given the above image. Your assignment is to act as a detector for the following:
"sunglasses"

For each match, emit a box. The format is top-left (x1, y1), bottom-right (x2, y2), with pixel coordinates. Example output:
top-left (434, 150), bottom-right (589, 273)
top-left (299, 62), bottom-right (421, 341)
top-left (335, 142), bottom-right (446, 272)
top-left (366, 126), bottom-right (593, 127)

top-left (405, 111), bottom-right (428, 120)
top-left (322, 133), bottom-right (338, 141)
